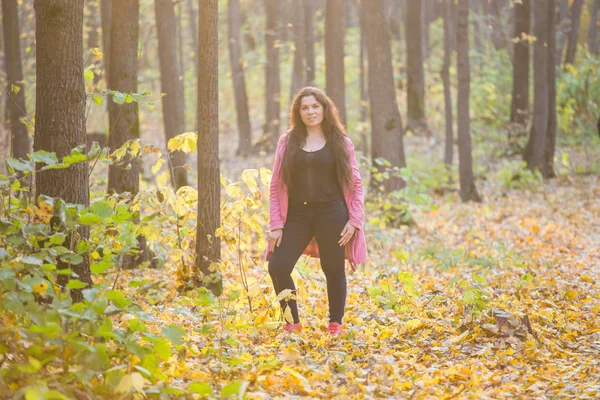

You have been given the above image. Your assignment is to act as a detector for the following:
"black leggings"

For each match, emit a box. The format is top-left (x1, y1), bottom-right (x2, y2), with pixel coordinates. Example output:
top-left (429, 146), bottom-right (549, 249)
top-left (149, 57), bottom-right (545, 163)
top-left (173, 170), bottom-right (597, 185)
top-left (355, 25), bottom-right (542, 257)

top-left (268, 199), bottom-right (349, 324)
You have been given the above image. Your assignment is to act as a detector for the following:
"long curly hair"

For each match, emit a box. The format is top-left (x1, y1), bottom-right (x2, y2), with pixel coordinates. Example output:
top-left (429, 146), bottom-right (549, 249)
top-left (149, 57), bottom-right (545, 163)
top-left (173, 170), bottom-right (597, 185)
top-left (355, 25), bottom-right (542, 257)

top-left (280, 87), bottom-right (353, 193)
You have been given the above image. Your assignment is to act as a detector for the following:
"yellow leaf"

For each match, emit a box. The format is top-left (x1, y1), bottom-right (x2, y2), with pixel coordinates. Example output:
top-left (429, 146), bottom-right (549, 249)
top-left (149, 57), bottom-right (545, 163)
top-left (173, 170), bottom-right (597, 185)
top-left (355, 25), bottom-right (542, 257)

top-left (283, 306), bottom-right (294, 324)
top-left (168, 132), bottom-right (197, 154)
top-left (115, 374), bottom-right (133, 394)
top-left (242, 169), bottom-right (259, 193)
top-left (32, 281), bottom-right (48, 296)
top-left (91, 47), bottom-right (104, 59)
top-left (131, 372), bottom-right (144, 392)
top-left (404, 319), bottom-right (423, 331)
top-left (151, 158), bottom-right (165, 174)
top-left (259, 167), bottom-right (272, 187)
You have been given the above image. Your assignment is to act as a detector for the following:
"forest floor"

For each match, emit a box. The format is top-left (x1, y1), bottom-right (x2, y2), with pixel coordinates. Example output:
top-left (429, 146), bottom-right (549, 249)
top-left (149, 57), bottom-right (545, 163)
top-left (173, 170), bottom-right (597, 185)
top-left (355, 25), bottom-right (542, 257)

top-left (104, 132), bottom-right (600, 398)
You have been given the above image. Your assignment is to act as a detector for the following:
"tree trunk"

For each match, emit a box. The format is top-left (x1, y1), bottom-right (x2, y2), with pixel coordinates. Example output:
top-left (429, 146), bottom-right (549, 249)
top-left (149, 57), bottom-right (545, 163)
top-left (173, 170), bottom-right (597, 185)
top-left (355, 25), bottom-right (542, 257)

top-left (325, 0), bottom-right (347, 124)
top-left (564, 0), bottom-right (583, 66)
top-left (456, 0), bottom-right (481, 202)
top-left (290, 3), bottom-right (306, 101)
top-left (304, 0), bottom-right (316, 85)
top-left (101, 0), bottom-right (111, 82)
top-left (188, 0), bottom-right (199, 77)
top-left (589, 0), bottom-right (600, 54)
top-left (556, 0), bottom-right (569, 68)
top-left (33, 0), bottom-right (92, 302)
top-left (510, 0), bottom-right (530, 125)
top-left (264, 0), bottom-right (281, 143)
top-left (470, 0), bottom-right (484, 58)
top-left (442, 0), bottom-right (454, 167)
top-left (405, 0), bottom-right (428, 134)
top-left (358, 0), bottom-right (368, 155)
top-left (176, 2), bottom-right (185, 102)
top-left (543, 0), bottom-right (557, 179)
top-left (487, 0), bottom-right (506, 49)
top-left (228, 0), bottom-right (252, 155)
top-left (196, 0), bottom-right (223, 296)
top-left (362, 0), bottom-right (406, 192)
top-left (87, 0), bottom-right (100, 51)
top-left (524, 0), bottom-right (549, 173)
top-left (2, 0), bottom-right (30, 163)
top-left (108, 0), bottom-right (140, 195)
top-left (155, 0), bottom-right (188, 188)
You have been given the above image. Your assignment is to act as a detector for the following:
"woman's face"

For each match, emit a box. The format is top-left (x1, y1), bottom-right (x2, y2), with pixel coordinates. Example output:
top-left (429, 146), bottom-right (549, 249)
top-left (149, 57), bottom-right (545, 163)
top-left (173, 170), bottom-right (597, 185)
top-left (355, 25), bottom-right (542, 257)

top-left (299, 95), bottom-right (324, 128)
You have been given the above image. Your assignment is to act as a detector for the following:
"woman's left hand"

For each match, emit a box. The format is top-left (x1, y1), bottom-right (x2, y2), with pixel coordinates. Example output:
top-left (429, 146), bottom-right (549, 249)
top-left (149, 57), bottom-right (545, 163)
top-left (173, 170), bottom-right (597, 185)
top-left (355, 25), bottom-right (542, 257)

top-left (338, 222), bottom-right (356, 246)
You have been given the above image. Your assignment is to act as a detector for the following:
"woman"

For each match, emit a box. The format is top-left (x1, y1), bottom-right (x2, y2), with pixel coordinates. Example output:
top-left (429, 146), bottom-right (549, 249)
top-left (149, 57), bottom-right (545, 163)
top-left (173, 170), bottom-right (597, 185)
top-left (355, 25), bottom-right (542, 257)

top-left (266, 87), bottom-right (367, 337)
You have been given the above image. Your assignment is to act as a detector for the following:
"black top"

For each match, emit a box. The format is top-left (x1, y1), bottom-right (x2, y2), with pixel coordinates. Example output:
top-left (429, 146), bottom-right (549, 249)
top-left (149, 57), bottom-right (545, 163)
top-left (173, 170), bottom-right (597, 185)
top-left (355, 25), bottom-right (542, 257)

top-left (289, 142), bottom-right (344, 203)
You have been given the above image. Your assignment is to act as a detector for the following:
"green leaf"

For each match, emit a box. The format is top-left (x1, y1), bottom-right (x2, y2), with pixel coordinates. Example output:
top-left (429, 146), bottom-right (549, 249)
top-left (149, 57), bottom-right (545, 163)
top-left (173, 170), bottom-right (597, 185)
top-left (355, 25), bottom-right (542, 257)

top-left (221, 381), bottom-right (242, 398)
top-left (93, 94), bottom-right (104, 105)
top-left (91, 261), bottom-right (112, 274)
top-left (66, 279), bottom-right (88, 289)
top-left (0, 175), bottom-right (9, 186)
top-left (6, 158), bottom-right (34, 173)
top-left (113, 91), bottom-right (126, 105)
top-left (162, 324), bottom-right (185, 346)
top-left (60, 253), bottom-right (84, 265)
top-left (91, 200), bottom-right (113, 219)
top-left (153, 338), bottom-right (171, 361)
top-left (30, 150), bottom-right (58, 166)
top-left (84, 69), bottom-right (95, 81)
top-left (22, 256), bottom-right (43, 266)
top-left (79, 213), bottom-right (102, 225)
top-left (188, 382), bottom-right (213, 396)
top-left (48, 233), bottom-right (66, 246)
top-left (106, 290), bottom-right (131, 308)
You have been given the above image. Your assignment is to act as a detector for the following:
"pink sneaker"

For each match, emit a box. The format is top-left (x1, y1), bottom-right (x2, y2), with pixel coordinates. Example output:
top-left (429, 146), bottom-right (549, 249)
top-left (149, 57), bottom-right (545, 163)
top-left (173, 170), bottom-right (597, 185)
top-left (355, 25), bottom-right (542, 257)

top-left (327, 322), bottom-right (343, 337)
top-left (284, 323), bottom-right (302, 333)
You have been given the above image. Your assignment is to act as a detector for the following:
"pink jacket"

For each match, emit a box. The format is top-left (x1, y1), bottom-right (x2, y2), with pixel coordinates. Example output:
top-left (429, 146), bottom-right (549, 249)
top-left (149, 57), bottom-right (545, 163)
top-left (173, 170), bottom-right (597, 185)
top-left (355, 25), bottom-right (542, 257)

top-left (265, 134), bottom-right (367, 270)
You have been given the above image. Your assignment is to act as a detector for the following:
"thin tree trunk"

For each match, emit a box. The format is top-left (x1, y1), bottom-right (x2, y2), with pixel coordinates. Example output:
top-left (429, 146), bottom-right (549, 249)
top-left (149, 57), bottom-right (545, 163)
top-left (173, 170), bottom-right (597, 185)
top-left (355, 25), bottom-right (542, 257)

top-left (87, 0), bottom-right (100, 51)
top-left (264, 0), bottom-right (281, 142)
top-left (108, 0), bottom-right (140, 195)
top-left (487, 0), bottom-right (506, 49)
top-left (188, 0), bottom-right (199, 77)
top-left (556, 0), bottom-right (569, 68)
top-left (304, 0), bottom-right (316, 85)
top-left (196, 0), bottom-right (223, 296)
top-left (155, 0), bottom-right (188, 188)
top-left (362, 0), bottom-right (406, 192)
top-left (290, 4), bottom-right (306, 101)
top-left (589, 0), bottom-right (600, 54)
top-left (176, 1), bottom-right (185, 111)
top-left (325, 0), bottom-right (347, 123)
top-left (510, 0), bottom-right (531, 125)
top-left (358, 0), bottom-right (368, 155)
top-left (101, 0), bottom-right (111, 82)
top-left (405, 0), bottom-right (428, 134)
top-left (543, 0), bottom-right (557, 179)
top-left (471, 0), bottom-right (484, 58)
top-left (524, 0), bottom-right (549, 172)
top-left (33, 0), bottom-right (92, 302)
top-left (2, 0), bottom-right (30, 163)
top-left (228, 0), bottom-right (252, 155)
top-left (442, 0), bottom-right (454, 167)
top-left (564, 0), bottom-right (583, 66)
top-left (456, 0), bottom-right (481, 202)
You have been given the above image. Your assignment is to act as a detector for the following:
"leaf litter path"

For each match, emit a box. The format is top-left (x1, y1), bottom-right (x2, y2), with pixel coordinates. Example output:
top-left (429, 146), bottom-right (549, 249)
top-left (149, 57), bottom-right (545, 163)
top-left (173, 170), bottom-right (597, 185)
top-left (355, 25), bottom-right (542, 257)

top-left (117, 174), bottom-right (599, 399)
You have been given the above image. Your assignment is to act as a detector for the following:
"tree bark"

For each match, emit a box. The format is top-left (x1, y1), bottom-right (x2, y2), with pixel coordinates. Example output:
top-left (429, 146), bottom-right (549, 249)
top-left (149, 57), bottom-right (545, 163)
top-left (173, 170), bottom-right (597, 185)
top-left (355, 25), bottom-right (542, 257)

top-left (442, 0), bottom-right (454, 167)
top-left (155, 0), bottom-right (188, 188)
top-left (362, 0), bottom-right (406, 192)
top-left (2, 0), bottom-right (30, 163)
top-left (33, 0), bottom-right (92, 302)
top-left (405, 0), bottom-right (427, 134)
top-left (228, 0), bottom-right (252, 155)
top-left (564, 0), bottom-right (583, 66)
top-left (325, 0), bottom-right (347, 124)
top-left (176, 2), bottom-right (185, 101)
top-left (264, 0), bottom-right (281, 143)
top-left (196, 0), bottom-right (223, 296)
top-left (510, 0), bottom-right (530, 125)
top-left (589, 0), bottom-right (600, 54)
top-left (543, 0), bottom-right (557, 179)
top-left (101, 0), bottom-right (111, 82)
top-left (304, 0), bottom-right (316, 85)
top-left (524, 0), bottom-right (549, 173)
top-left (290, 3), bottom-right (306, 101)
top-left (487, 0), bottom-right (506, 50)
top-left (456, 0), bottom-right (481, 202)
top-left (108, 0), bottom-right (140, 195)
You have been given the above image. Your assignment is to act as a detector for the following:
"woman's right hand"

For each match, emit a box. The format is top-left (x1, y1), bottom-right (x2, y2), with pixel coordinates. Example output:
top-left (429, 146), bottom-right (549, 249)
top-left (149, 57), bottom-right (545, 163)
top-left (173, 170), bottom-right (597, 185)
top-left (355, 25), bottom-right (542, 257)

top-left (268, 229), bottom-right (283, 253)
